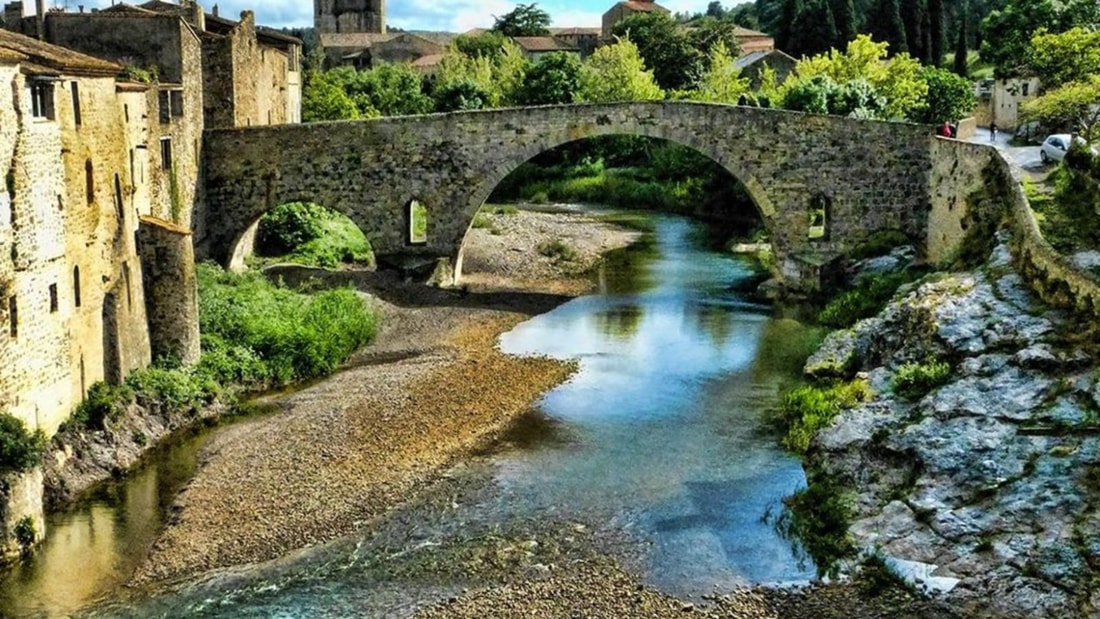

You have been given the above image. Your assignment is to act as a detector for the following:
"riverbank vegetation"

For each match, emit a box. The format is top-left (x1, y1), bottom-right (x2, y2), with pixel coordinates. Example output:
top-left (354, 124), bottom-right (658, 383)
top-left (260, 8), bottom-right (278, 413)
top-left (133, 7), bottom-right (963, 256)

top-left (58, 265), bottom-right (377, 437)
top-left (771, 379), bottom-right (873, 453)
top-left (0, 415), bottom-right (47, 475)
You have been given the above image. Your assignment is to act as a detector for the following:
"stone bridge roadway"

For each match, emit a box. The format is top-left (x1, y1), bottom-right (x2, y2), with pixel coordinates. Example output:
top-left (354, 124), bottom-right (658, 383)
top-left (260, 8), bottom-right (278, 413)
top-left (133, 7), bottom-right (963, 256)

top-left (196, 102), bottom-right (943, 290)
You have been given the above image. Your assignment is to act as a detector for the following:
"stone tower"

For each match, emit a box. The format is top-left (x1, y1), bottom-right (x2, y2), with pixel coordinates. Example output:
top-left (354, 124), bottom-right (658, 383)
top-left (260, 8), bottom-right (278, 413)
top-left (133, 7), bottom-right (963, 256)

top-left (315, 0), bottom-right (385, 34)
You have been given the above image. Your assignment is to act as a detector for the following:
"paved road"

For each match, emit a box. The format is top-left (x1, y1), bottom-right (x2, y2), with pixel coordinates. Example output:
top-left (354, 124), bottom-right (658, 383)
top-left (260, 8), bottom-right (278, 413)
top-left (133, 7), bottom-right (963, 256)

top-left (966, 126), bottom-right (1046, 172)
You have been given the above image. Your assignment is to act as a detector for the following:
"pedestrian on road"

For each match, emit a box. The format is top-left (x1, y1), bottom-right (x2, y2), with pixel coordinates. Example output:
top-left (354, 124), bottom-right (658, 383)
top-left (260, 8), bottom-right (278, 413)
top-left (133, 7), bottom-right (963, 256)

top-left (990, 122), bottom-right (998, 141)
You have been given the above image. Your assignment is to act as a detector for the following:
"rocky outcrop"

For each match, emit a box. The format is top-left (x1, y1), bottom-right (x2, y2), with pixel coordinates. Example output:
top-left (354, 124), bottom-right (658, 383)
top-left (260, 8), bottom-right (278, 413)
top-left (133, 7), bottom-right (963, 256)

top-left (0, 469), bottom-right (44, 561)
top-left (806, 240), bottom-right (1100, 618)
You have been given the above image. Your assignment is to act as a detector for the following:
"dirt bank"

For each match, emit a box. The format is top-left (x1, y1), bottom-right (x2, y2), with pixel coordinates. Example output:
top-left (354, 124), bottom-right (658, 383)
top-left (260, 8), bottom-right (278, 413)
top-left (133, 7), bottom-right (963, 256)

top-left (131, 209), bottom-right (639, 585)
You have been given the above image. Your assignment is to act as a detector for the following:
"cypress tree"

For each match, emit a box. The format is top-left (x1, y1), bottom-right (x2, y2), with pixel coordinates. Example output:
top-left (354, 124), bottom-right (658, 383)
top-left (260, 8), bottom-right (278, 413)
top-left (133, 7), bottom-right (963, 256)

top-left (776, 0), bottom-right (804, 53)
top-left (902, 0), bottom-right (927, 62)
top-left (789, 0), bottom-right (838, 57)
top-left (953, 2), bottom-right (969, 76)
top-left (832, 0), bottom-right (857, 47)
top-left (868, 0), bottom-right (908, 55)
top-left (929, 0), bottom-right (945, 66)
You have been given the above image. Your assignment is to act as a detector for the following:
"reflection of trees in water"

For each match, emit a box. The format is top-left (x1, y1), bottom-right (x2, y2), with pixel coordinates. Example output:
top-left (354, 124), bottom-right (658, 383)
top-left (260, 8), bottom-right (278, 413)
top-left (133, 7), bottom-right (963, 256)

top-left (750, 318), bottom-right (828, 381)
top-left (595, 237), bottom-right (659, 296)
top-left (593, 304), bottom-right (645, 340)
top-left (685, 300), bottom-right (733, 349)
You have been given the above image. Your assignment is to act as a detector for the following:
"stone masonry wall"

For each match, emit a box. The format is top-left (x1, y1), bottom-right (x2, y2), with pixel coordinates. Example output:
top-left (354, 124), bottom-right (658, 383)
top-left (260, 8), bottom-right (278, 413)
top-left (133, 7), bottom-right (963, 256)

top-left (137, 216), bottom-right (200, 365)
top-left (200, 102), bottom-right (937, 289)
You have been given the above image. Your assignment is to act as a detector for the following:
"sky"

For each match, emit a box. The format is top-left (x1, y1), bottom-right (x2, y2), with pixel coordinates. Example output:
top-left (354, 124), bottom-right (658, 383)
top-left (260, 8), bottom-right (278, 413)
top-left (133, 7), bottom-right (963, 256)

top-left (61, 0), bottom-right (723, 31)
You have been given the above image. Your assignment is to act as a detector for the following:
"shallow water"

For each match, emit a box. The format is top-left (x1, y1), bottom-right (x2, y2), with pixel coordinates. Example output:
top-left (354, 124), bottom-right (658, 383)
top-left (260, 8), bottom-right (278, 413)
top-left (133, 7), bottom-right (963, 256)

top-left (0, 211), bottom-right (824, 618)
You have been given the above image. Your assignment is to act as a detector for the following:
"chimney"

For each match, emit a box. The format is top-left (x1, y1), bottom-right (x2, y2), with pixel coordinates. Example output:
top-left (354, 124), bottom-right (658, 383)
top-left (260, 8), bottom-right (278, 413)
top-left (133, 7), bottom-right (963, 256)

top-left (35, 0), bottom-right (44, 40)
top-left (190, 0), bottom-right (204, 31)
top-left (211, 3), bottom-right (217, 17)
top-left (2, 2), bottom-right (23, 31)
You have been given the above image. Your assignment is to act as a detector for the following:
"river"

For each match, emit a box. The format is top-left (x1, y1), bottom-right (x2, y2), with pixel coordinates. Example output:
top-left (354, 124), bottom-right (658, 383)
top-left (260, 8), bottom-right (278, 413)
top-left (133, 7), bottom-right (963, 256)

top-left (0, 210), bottom-right (825, 618)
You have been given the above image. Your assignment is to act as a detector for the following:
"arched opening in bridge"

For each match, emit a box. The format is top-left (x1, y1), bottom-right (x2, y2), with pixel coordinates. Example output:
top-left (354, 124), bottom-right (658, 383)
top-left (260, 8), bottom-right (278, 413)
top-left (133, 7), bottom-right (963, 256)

top-left (458, 135), bottom-right (769, 288)
top-left (227, 201), bottom-right (375, 273)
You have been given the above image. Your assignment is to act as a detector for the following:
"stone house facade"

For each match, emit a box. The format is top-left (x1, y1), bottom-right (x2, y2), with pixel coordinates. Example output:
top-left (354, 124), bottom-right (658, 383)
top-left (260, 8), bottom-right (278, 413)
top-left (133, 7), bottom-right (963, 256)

top-left (602, 0), bottom-right (670, 40)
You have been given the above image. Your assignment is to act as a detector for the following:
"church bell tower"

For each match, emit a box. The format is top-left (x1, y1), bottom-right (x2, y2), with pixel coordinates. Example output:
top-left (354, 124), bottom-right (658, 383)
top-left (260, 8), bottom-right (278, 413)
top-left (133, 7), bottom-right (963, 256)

top-left (315, 0), bottom-right (385, 34)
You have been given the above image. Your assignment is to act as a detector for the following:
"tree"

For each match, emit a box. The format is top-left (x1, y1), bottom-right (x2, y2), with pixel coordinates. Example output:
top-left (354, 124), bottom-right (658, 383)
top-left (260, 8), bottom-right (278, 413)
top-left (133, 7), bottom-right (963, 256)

top-left (902, 0), bottom-right (929, 63)
top-left (342, 64), bottom-right (433, 117)
top-left (1023, 75), bottom-right (1100, 141)
top-left (516, 52), bottom-right (582, 105)
top-left (928, 0), bottom-right (945, 65)
top-left (577, 37), bottom-right (664, 102)
top-left (434, 80), bottom-right (493, 112)
top-left (454, 31), bottom-right (508, 60)
top-left (784, 35), bottom-right (928, 118)
top-left (908, 66), bottom-right (977, 123)
top-left (693, 41), bottom-right (751, 103)
top-left (494, 39), bottom-right (531, 105)
top-left (612, 11), bottom-right (704, 91)
top-left (775, 0), bottom-right (805, 54)
top-left (831, 0), bottom-right (858, 48)
top-left (954, 2), bottom-right (970, 76)
top-left (301, 72), bottom-right (365, 122)
top-left (788, 0), bottom-right (839, 58)
top-left (1025, 27), bottom-right (1100, 91)
top-left (689, 16), bottom-right (744, 58)
top-left (492, 3), bottom-right (551, 37)
top-left (980, 0), bottom-right (1059, 77)
top-left (866, 0), bottom-right (908, 55)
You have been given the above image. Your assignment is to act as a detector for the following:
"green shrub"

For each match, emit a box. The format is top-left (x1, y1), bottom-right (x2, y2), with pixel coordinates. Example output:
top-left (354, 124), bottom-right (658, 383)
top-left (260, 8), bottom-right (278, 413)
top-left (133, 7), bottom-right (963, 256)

top-left (537, 238), bottom-right (578, 263)
top-left (773, 380), bottom-right (873, 453)
top-left (126, 365), bottom-right (212, 411)
top-left (197, 263), bottom-right (377, 386)
top-left (529, 191), bottom-right (550, 204)
top-left (893, 359), bottom-right (952, 399)
top-left (775, 478), bottom-right (856, 578)
top-left (13, 516), bottom-right (36, 552)
top-left (471, 212), bottom-right (493, 229)
top-left (858, 553), bottom-right (912, 596)
top-left (257, 202), bottom-right (329, 256)
top-left (69, 382), bottom-right (134, 430)
top-left (0, 414), bottom-right (47, 474)
top-left (818, 271), bottom-right (918, 329)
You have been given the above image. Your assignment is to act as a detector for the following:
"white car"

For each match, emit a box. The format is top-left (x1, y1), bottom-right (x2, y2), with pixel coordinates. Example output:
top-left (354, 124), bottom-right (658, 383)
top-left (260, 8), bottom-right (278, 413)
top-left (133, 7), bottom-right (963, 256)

top-left (1040, 134), bottom-right (1095, 163)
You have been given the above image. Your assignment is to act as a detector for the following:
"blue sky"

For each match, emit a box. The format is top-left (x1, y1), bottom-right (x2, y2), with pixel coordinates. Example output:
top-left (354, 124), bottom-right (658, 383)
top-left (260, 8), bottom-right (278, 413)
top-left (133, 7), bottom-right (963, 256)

top-left (65, 1), bottom-right (720, 31)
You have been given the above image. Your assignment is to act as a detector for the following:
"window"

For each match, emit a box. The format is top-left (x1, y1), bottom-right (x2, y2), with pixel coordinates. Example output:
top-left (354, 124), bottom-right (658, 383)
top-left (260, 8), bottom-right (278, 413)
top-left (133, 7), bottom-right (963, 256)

top-left (85, 159), bottom-right (94, 204)
top-left (1022, 82), bottom-right (1030, 97)
top-left (49, 284), bottom-right (58, 313)
top-left (124, 104), bottom-right (129, 123)
top-left (8, 296), bottom-right (16, 338)
top-left (71, 82), bottom-right (81, 126)
top-left (407, 200), bottom-right (428, 245)
top-left (158, 90), bottom-right (171, 123)
top-left (170, 90), bottom-right (183, 118)
top-left (160, 137), bottom-right (173, 170)
top-left (123, 264), bottom-right (133, 312)
top-left (129, 149), bottom-right (135, 184)
top-left (29, 80), bottom-right (55, 120)
top-left (73, 266), bottom-right (81, 308)
top-left (808, 194), bottom-right (831, 241)
top-left (114, 174), bottom-right (124, 223)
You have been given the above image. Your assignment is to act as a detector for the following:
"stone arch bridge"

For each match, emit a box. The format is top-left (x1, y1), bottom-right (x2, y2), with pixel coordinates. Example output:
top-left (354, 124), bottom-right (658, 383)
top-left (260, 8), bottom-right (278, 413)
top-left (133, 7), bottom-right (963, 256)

top-left (197, 102), bottom-right (971, 291)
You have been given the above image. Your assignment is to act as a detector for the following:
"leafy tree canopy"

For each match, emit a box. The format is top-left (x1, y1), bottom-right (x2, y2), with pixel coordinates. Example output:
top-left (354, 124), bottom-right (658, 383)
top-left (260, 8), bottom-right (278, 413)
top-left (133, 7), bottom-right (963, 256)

top-left (454, 31), bottom-right (509, 60)
top-left (908, 66), bottom-right (977, 123)
top-left (1023, 75), bottom-right (1100, 141)
top-left (577, 37), bottom-right (664, 103)
top-left (1025, 27), bottom-right (1100, 91)
top-left (516, 52), bottom-right (583, 105)
top-left (692, 41), bottom-right (751, 103)
top-left (492, 3), bottom-right (551, 37)
top-left (977, 0), bottom-right (1100, 78)
top-left (302, 71), bottom-right (367, 122)
top-left (612, 11), bottom-right (705, 91)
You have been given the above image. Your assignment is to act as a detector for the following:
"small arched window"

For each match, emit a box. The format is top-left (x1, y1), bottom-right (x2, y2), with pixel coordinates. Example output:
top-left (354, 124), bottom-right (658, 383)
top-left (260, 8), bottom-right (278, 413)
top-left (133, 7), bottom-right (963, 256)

top-left (808, 194), bottom-right (831, 241)
top-left (407, 200), bottom-right (428, 245)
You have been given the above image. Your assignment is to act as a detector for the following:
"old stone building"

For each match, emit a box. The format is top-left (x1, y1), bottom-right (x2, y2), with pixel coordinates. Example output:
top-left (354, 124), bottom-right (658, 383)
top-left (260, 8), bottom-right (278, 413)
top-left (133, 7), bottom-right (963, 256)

top-left (315, 0), bottom-right (385, 34)
top-left (602, 0), bottom-right (670, 39)
top-left (0, 0), bottom-right (300, 557)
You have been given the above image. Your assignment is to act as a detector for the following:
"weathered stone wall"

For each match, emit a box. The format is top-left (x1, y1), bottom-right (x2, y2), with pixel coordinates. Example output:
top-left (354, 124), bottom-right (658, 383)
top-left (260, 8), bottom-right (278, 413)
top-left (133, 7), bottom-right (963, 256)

top-left (929, 138), bottom-right (1100, 319)
top-left (45, 13), bottom-right (187, 82)
top-left (0, 469), bottom-right (44, 561)
top-left (200, 102), bottom-right (937, 290)
top-left (137, 216), bottom-right (200, 365)
top-left (0, 66), bottom-right (74, 434)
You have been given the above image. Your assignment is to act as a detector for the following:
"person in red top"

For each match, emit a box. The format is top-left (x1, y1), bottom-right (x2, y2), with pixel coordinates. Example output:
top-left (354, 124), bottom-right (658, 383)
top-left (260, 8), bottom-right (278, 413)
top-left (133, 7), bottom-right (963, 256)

top-left (939, 121), bottom-right (953, 137)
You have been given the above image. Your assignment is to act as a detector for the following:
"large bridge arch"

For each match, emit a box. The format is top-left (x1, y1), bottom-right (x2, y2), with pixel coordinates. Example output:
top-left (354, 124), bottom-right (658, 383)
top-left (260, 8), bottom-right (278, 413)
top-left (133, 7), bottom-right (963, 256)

top-left (198, 102), bottom-right (937, 290)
